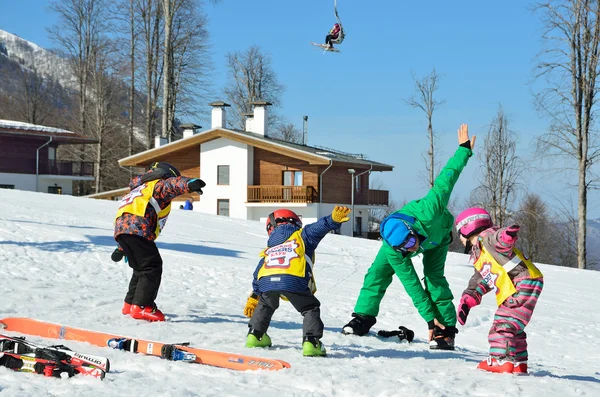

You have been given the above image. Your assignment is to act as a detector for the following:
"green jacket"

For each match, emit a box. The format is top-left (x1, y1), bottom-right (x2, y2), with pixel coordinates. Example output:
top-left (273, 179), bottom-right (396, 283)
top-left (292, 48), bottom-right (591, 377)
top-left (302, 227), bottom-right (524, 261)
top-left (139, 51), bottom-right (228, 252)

top-left (386, 146), bottom-right (472, 255)
top-left (381, 145), bottom-right (472, 324)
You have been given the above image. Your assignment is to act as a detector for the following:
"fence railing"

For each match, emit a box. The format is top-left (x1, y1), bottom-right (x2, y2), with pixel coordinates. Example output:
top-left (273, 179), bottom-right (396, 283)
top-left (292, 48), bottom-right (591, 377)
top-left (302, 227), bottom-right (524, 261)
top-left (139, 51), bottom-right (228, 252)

top-left (39, 160), bottom-right (94, 176)
top-left (247, 185), bottom-right (317, 203)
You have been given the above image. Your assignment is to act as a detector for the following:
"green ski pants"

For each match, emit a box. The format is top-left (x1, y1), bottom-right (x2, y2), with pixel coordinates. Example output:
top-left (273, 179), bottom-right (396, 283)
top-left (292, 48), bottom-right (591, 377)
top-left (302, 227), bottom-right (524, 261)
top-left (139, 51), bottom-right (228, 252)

top-left (353, 244), bottom-right (456, 326)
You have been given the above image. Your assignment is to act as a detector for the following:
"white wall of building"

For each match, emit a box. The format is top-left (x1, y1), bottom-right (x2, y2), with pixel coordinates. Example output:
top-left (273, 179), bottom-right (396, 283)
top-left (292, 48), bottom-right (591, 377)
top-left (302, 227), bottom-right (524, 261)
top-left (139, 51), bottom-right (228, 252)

top-left (198, 138), bottom-right (250, 218)
top-left (0, 173), bottom-right (36, 191)
top-left (38, 176), bottom-right (79, 195)
top-left (316, 203), bottom-right (368, 237)
top-left (0, 173), bottom-right (88, 195)
top-left (249, 204), bottom-right (319, 231)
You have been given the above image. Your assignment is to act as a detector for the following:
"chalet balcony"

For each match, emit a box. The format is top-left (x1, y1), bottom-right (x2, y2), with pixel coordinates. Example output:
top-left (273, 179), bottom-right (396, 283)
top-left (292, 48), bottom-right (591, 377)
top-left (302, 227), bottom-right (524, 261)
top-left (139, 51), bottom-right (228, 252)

top-left (247, 185), bottom-right (317, 203)
top-left (367, 189), bottom-right (389, 206)
top-left (39, 160), bottom-right (95, 177)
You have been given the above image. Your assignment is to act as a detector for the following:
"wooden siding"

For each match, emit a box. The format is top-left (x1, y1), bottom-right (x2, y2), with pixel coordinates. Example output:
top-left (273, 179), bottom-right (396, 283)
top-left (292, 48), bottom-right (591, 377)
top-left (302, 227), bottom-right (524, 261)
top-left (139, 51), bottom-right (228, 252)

top-left (164, 146), bottom-right (201, 178)
top-left (320, 166), bottom-right (368, 204)
top-left (250, 150), bottom-right (387, 205)
top-left (148, 145), bottom-right (202, 202)
top-left (0, 136), bottom-right (53, 174)
top-left (253, 147), bottom-right (320, 189)
top-left (0, 136), bottom-right (94, 176)
top-left (320, 166), bottom-right (388, 205)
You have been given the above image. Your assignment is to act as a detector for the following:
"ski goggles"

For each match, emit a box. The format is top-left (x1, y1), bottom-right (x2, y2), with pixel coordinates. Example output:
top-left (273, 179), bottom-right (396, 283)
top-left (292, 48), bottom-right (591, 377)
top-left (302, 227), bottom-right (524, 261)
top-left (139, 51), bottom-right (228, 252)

top-left (266, 215), bottom-right (303, 235)
top-left (392, 222), bottom-right (419, 253)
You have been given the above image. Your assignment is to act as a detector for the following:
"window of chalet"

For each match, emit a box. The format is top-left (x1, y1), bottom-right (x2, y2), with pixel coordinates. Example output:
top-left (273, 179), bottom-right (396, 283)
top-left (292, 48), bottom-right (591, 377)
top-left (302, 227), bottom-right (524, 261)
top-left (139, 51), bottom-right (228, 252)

top-left (355, 174), bottom-right (362, 192)
top-left (0, 184), bottom-right (15, 189)
top-left (217, 165), bottom-right (230, 185)
top-left (48, 185), bottom-right (62, 194)
top-left (217, 199), bottom-right (230, 216)
top-left (355, 216), bottom-right (363, 237)
top-left (283, 170), bottom-right (303, 186)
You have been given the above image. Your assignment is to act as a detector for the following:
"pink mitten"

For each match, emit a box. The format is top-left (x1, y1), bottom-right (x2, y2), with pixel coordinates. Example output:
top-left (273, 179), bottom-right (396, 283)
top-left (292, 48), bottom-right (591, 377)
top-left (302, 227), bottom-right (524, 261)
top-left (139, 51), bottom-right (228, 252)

top-left (457, 294), bottom-right (478, 326)
top-left (501, 225), bottom-right (520, 246)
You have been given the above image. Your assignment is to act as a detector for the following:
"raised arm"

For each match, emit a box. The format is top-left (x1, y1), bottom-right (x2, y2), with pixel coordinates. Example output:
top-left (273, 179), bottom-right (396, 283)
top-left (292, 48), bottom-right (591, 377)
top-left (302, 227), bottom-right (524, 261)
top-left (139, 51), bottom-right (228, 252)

top-left (418, 124), bottom-right (475, 217)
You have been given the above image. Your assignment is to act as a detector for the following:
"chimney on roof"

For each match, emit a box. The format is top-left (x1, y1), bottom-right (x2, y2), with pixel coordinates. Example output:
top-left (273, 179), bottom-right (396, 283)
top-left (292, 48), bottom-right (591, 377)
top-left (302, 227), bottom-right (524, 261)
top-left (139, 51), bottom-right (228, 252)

top-left (209, 101), bottom-right (230, 129)
top-left (250, 100), bottom-right (272, 137)
top-left (154, 135), bottom-right (167, 148)
top-left (181, 123), bottom-right (201, 139)
top-left (303, 116), bottom-right (308, 145)
top-left (243, 112), bottom-right (254, 133)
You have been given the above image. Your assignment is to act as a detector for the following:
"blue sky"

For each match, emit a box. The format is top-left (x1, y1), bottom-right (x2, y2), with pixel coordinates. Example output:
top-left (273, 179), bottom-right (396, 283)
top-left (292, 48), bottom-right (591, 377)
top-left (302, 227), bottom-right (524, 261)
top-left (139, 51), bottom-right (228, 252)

top-left (1, 0), bottom-right (599, 218)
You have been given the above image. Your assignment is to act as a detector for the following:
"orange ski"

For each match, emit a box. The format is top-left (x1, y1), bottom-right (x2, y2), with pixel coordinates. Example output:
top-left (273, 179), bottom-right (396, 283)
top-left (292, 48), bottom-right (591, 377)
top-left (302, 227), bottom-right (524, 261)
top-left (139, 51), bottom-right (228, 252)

top-left (0, 317), bottom-right (290, 371)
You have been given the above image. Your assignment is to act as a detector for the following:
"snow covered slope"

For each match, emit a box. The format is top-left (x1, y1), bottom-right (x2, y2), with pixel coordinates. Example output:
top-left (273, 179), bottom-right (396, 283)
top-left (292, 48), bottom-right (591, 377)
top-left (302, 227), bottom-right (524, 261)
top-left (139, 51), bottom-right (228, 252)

top-left (0, 189), bottom-right (598, 396)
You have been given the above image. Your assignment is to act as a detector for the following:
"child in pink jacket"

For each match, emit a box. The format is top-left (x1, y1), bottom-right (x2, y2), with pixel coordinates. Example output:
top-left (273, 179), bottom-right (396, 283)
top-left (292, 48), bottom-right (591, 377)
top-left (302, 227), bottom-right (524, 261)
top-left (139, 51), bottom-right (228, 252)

top-left (454, 207), bottom-right (544, 374)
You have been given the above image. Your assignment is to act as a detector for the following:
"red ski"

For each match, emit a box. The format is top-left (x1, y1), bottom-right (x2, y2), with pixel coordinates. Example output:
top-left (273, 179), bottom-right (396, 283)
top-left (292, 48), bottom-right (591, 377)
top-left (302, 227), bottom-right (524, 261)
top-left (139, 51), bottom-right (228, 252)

top-left (0, 351), bottom-right (105, 379)
top-left (0, 317), bottom-right (290, 371)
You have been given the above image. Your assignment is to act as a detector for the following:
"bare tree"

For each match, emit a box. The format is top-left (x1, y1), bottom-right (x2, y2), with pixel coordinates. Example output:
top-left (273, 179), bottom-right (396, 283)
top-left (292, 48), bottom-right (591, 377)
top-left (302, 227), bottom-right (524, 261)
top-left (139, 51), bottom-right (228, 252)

top-left (533, 0), bottom-right (600, 269)
top-left (49, 0), bottom-right (108, 133)
top-left (271, 122), bottom-right (303, 143)
top-left (224, 45), bottom-right (284, 130)
top-left (470, 105), bottom-right (523, 226)
top-left (49, 0), bottom-right (109, 195)
top-left (162, 0), bottom-right (174, 139)
top-left (16, 67), bottom-right (57, 125)
top-left (89, 44), bottom-right (114, 193)
top-left (112, 0), bottom-right (142, 171)
top-left (128, 0), bottom-right (137, 165)
top-left (511, 193), bottom-right (570, 266)
top-left (406, 68), bottom-right (444, 188)
top-left (166, 0), bottom-right (212, 141)
top-left (138, 0), bottom-right (164, 149)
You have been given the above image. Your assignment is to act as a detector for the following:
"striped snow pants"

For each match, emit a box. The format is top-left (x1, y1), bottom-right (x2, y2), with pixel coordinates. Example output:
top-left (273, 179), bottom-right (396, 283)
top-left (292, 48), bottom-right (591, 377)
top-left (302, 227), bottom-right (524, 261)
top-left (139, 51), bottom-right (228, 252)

top-left (488, 277), bottom-right (544, 363)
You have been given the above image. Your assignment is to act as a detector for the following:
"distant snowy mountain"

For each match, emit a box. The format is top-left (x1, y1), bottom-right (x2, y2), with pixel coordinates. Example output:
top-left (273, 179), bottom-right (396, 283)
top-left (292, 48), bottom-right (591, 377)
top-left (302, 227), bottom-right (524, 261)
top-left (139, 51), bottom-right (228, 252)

top-left (0, 29), bottom-right (74, 89)
top-left (0, 28), bottom-right (150, 148)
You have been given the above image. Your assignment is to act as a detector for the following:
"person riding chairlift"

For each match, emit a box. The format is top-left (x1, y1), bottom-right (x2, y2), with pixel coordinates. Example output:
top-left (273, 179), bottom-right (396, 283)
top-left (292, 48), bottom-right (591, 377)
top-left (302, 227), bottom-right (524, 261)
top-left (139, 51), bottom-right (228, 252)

top-left (325, 23), bottom-right (341, 49)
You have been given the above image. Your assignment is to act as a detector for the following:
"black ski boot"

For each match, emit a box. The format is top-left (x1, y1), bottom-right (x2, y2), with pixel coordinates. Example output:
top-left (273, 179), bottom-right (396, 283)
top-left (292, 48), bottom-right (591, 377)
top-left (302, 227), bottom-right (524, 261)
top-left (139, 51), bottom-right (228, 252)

top-left (430, 326), bottom-right (458, 350)
top-left (342, 313), bottom-right (377, 336)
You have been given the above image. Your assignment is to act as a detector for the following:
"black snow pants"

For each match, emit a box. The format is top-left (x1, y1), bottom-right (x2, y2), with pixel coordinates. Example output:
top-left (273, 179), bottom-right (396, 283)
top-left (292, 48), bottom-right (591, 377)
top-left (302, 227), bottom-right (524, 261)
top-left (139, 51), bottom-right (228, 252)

top-left (116, 234), bottom-right (163, 307)
top-left (248, 290), bottom-right (324, 339)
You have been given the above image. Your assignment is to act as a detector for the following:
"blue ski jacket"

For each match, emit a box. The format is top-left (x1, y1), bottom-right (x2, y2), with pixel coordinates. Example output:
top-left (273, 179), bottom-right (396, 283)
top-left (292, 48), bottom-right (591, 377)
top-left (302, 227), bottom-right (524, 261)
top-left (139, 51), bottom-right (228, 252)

top-left (251, 215), bottom-right (341, 295)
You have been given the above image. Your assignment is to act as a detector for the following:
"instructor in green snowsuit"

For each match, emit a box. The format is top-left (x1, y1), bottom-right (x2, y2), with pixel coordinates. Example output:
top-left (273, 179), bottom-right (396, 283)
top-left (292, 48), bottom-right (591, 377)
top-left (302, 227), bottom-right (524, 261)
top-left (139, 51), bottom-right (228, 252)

top-left (342, 124), bottom-right (476, 350)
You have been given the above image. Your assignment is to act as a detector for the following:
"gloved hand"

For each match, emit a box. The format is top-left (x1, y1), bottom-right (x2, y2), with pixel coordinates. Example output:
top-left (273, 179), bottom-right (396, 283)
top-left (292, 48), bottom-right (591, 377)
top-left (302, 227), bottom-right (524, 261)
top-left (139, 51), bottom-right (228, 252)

top-left (111, 247), bottom-right (125, 262)
top-left (331, 206), bottom-right (351, 223)
top-left (457, 294), bottom-right (478, 325)
top-left (188, 178), bottom-right (206, 195)
top-left (427, 319), bottom-right (445, 342)
top-left (243, 293), bottom-right (259, 318)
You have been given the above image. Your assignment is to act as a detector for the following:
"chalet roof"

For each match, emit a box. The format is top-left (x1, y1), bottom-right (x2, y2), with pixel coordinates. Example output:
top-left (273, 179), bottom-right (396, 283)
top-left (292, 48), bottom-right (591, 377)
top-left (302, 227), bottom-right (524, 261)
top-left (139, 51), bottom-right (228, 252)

top-left (119, 127), bottom-right (393, 171)
top-left (0, 119), bottom-right (98, 144)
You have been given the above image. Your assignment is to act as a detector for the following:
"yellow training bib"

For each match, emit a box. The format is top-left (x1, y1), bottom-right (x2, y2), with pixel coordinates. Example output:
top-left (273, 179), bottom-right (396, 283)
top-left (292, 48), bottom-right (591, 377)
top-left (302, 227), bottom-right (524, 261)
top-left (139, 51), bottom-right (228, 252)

top-left (257, 229), bottom-right (317, 295)
top-left (472, 247), bottom-right (543, 306)
top-left (115, 180), bottom-right (171, 238)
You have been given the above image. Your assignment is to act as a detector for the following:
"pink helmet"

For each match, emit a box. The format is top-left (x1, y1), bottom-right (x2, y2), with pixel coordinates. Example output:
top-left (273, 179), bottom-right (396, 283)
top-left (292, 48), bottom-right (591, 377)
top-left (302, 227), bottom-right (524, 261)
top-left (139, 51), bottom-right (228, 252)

top-left (455, 207), bottom-right (493, 237)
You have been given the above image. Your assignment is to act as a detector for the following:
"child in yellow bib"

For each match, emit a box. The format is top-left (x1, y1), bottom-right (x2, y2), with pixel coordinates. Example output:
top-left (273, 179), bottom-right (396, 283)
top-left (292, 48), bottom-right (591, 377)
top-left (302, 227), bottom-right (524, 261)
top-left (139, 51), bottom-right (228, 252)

top-left (243, 206), bottom-right (351, 357)
top-left (455, 207), bottom-right (544, 375)
top-left (111, 162), bottom-right (205, 322)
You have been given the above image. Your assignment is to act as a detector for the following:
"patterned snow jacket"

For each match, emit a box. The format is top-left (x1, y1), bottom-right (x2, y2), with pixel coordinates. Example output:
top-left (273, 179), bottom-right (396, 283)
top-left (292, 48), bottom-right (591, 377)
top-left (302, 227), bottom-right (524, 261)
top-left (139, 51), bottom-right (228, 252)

top-left (114, 170), bottom-right (192, 242)
top-left (251, 215), bottom-right (341, 295)
top-left (463, 226), bottom-right (543, 305)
